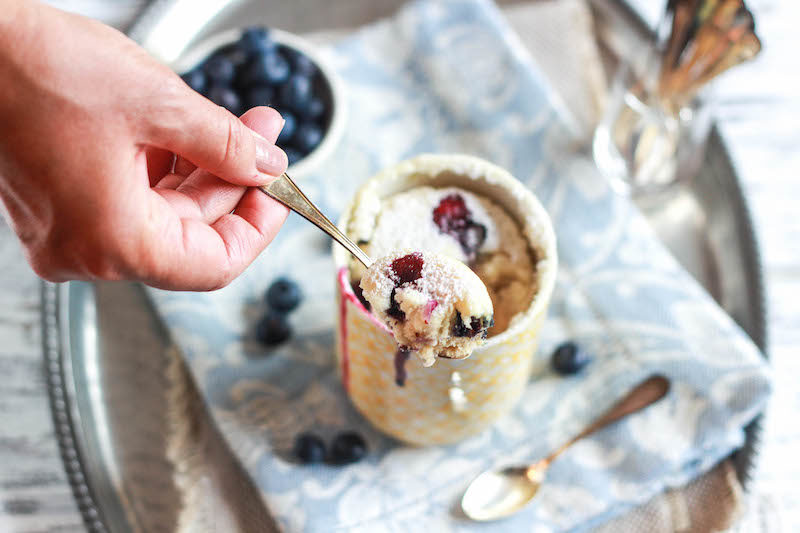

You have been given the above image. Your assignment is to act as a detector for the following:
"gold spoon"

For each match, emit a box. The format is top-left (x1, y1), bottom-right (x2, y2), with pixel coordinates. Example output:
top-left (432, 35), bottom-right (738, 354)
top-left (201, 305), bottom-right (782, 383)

top-left (461, 375), bottom-right (670, 521)
top-left (258, 172), bottom-right (373, 268)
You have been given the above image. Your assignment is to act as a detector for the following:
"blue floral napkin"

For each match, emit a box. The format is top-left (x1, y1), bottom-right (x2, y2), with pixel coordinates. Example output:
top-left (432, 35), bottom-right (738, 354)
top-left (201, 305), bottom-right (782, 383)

top-left (147, 0), bottom-right (771, 530)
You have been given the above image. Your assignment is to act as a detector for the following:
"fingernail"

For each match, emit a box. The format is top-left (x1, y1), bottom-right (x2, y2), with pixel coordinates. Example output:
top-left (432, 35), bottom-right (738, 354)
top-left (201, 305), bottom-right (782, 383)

top-left (254, 136), bottom-right (288, 176)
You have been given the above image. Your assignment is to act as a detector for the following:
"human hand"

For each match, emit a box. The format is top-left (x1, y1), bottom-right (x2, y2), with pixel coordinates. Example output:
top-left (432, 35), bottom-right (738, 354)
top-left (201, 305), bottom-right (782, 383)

top-left (0, 1), bottom-right (289, 290)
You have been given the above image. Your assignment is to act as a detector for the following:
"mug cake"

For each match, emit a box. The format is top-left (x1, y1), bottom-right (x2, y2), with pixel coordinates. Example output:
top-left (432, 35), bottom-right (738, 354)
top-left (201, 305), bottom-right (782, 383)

top-left (334, 154), bottom-right (557, 445)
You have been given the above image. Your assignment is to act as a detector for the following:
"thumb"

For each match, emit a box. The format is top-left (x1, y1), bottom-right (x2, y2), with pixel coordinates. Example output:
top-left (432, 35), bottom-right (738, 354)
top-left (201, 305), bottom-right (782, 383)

top-left (143, 81), bottom-right (288, 186)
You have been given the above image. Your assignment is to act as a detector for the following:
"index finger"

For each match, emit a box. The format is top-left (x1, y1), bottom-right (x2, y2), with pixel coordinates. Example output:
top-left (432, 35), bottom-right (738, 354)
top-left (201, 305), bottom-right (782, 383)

top-left (139, 187), bottom-right (287, 290)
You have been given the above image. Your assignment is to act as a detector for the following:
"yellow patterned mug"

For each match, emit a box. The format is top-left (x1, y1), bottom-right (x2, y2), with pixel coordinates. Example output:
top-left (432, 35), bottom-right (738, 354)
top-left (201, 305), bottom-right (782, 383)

top-left (333, 154), bottom-right (557, 445)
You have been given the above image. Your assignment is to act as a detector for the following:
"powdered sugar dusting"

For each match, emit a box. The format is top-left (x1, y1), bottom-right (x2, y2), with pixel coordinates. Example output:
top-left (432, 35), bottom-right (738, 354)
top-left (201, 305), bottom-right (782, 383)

top-left (361, 187), bottom-right (524, 264)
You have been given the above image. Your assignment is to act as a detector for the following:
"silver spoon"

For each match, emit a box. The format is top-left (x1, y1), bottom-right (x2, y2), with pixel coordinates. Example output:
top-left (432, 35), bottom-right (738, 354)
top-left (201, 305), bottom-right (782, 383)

top-left (461, 375), bottom-right (670, 521)
top-left (259, 173), bottom-right (373, 268)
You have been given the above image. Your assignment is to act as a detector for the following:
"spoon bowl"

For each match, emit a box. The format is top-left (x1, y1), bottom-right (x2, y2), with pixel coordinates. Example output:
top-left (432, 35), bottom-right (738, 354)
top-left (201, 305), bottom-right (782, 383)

top-left (461, 464), bottom-right (545, 521)
top-left (461, 375), bottom-right (670, 521)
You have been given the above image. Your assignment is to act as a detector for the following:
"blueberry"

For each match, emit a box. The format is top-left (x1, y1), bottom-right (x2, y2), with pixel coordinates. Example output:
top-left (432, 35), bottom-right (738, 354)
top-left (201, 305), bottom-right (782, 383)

top-left (293, 432), bottom-right (326, 464)
top-left (240, 51), bottom-right (290, 87)
top-left (239, 27), bottom-right (275, 55)
top-left (284, 147), bottom-right (303, 166)
top-left (276, 111), bottom-right (297, 145)
top-left (213, 43), bottom-right (250, 69)
top-left (207, 86), bottom-right (241, 115)
top-left (278, 74), bottom-right (313, 111)
top-left (293, 122), bottom-right (323, 153)
top-left (551, 341), bottom-right (592, 375)
top-left (181, 69), bottom-right (207, 94)
top-left (244, 85), bottom-right (274, 110)
top-left (284, 48), bottom-right (318, 76)
top-left (328, 431), bottom-right (367, 465)
top-left (351, 281), bottom-right (370, 310)
top-left (203, 55), bottom-right (235, 85)
top-left (265, 277), bottom-right (302, 312)
top-left (451, 312), bottom-right (491, 338)
top-left (458, 222), bottom-right (487, 259)
top-left (255, 312), bottom-right (291, 345)
top-left (297, 97), bottom-right (326, 120)
top-left (386, 288), bottom-right (405, 322)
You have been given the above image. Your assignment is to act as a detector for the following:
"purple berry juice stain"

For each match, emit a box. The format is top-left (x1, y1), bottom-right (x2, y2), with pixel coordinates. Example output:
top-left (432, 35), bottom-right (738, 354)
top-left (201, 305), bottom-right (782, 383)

top-left (394, 348), bottom-right (411, 387)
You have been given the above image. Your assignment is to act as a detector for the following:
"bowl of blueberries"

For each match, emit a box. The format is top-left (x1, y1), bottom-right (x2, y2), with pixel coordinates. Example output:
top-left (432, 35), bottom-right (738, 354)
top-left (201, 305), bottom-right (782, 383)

top-left (177, 26), bottom-right (344, 179)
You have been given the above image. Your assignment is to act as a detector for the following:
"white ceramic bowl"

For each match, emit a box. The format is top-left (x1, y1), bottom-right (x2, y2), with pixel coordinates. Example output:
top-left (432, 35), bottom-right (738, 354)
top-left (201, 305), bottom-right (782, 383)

top-left (171, 28), bottom-right (346, 180)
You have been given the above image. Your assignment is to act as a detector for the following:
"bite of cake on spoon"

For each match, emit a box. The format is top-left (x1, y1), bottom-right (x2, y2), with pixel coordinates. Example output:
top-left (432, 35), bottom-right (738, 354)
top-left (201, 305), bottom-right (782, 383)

top-left (360, 250), bottom-right (494, 367)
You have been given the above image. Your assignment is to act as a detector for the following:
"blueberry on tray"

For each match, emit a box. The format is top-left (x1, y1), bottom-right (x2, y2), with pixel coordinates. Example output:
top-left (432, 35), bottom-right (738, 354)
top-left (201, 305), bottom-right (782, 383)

top-left (293, 433), bottom-right (326, 464)
top-left (328, 432), bottom-right (368, 465)
top-left (265, 277), bottom-right (302, 313)
top-left (255, 311), bottom-right (292, 346)
top-left (551, 341), bottom-right (593, 375)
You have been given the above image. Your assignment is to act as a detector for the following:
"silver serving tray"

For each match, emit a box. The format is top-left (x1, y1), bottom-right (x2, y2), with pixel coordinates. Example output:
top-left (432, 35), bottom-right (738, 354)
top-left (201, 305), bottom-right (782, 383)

top-left (44, 1), bottom-right (767, 531)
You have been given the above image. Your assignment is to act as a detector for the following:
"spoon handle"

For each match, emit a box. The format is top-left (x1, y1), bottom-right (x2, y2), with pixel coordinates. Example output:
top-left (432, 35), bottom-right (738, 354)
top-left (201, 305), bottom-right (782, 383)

top-left (259, 173), bottom-right (373, 268)
top-left (544, 375), bottom-right (670, 464)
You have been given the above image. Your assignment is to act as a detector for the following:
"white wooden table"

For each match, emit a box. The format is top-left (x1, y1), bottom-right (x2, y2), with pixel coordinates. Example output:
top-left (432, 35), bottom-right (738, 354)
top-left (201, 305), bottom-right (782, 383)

top-left (0, 1), bottom-right (797, 531)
